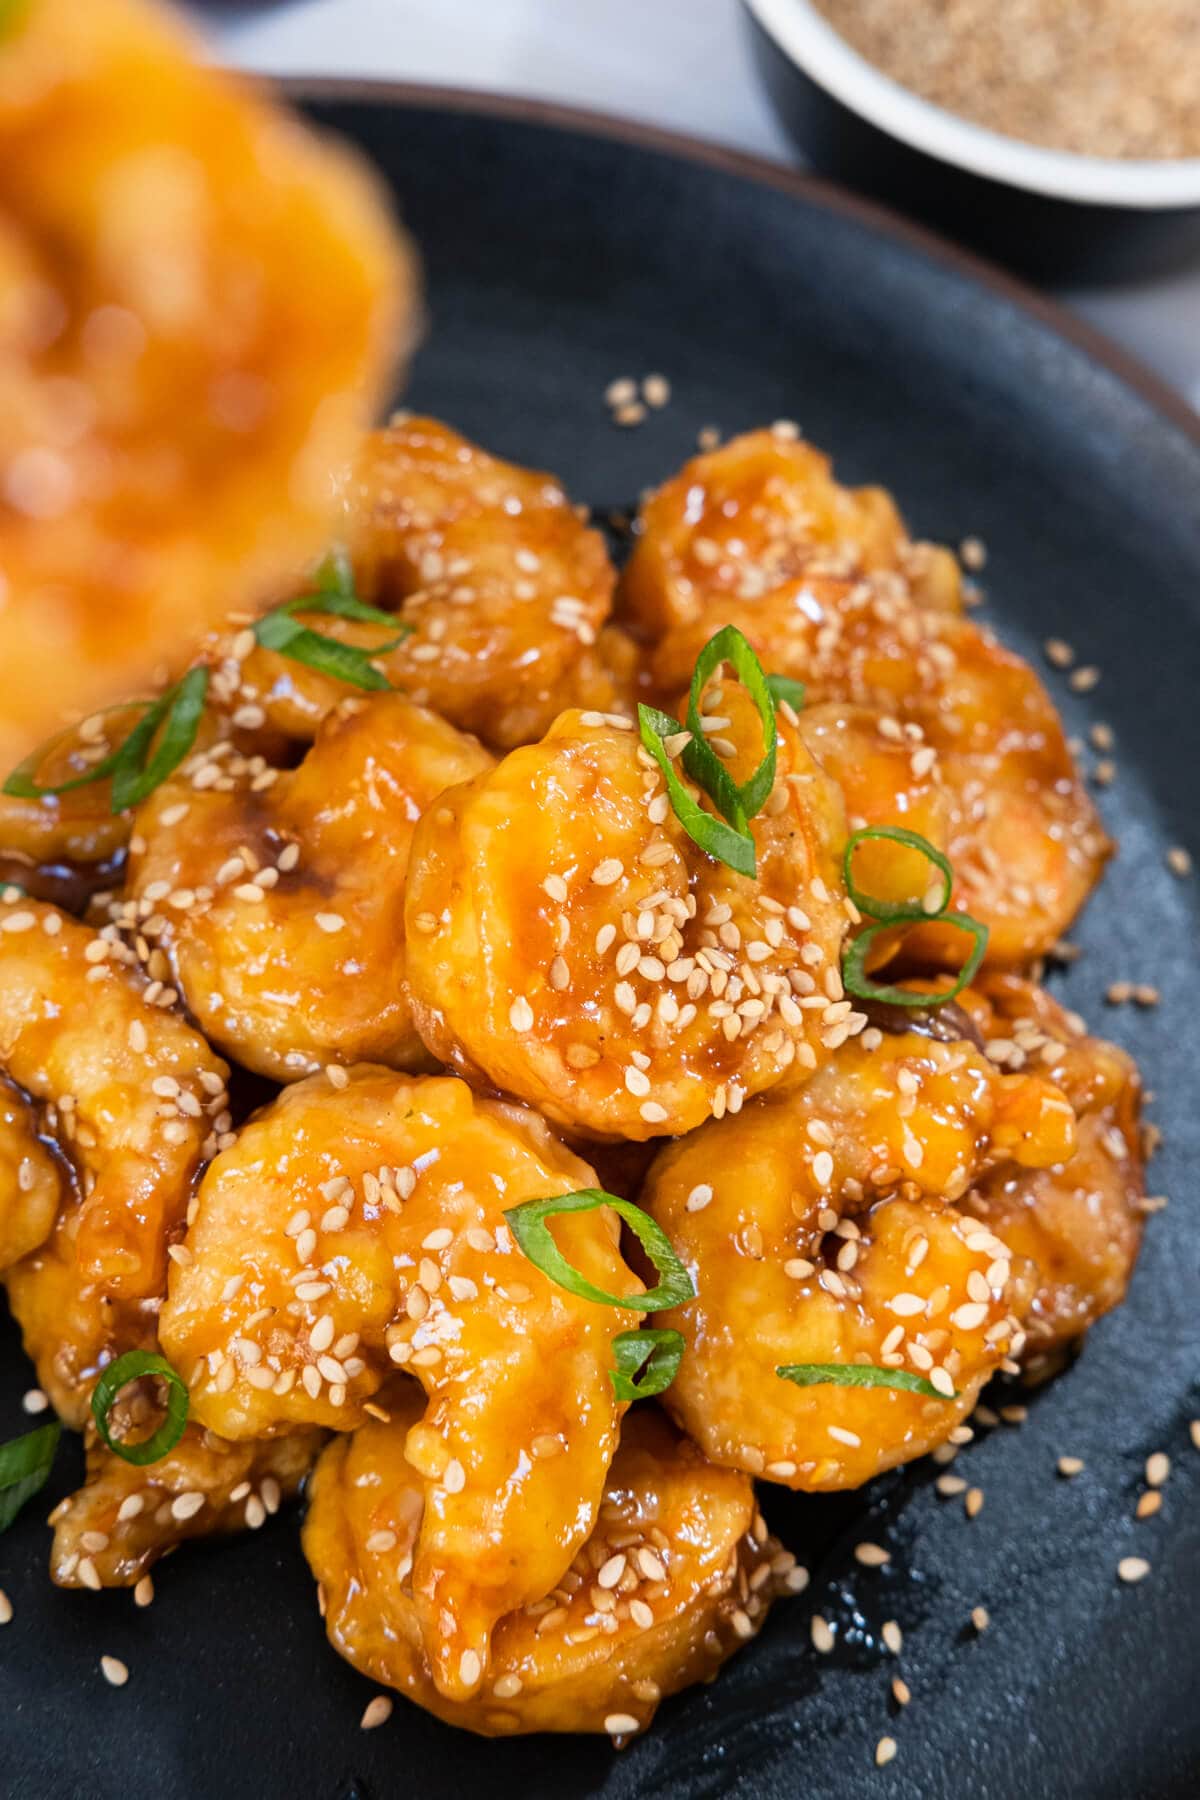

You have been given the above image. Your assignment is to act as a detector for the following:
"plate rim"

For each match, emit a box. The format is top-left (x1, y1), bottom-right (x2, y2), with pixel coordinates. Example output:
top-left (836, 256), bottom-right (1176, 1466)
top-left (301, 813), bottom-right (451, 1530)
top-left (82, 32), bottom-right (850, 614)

top-left (281, 75), bottom-right (1200, 457)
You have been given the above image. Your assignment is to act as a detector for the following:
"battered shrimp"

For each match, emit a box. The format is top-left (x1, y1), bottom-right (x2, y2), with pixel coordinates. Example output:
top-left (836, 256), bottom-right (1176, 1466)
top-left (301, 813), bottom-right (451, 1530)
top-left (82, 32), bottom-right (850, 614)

top-left (620, 426), bottom-right (961, 639)
top-left (0, 0), bottom-right (410, 769)
top-left (235, 419), bottom-right (617, 752)
top-left (0, 1076), bottom-right (63, 1270)
top-left (51, 1425), bottom-right (323, 1590)
top-left (127, 693), bottom-right (493, 1081)
top-left (4, 1198), bottom-right (157, 1427)
top-left (404, 686), bottom-right (851, 1140)
top-left (304, 1395), bottom-right (784, 1737)
top-left (642, 1024), bottom-right (1077, 1488)
top-left (650, 573), bottom-right (1109, 965)
top-left (160, 1070), bottom-right (642, 1699)
top-left (961, 975), bottom-right (1145, 1353)
top-left (0, 893), bottom-right (229, 1295)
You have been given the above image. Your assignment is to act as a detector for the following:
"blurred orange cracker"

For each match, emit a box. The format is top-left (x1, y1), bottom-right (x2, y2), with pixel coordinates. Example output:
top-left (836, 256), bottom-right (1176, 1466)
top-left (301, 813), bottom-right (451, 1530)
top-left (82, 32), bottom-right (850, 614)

top-left (0, 0), bottom-right (417, 769)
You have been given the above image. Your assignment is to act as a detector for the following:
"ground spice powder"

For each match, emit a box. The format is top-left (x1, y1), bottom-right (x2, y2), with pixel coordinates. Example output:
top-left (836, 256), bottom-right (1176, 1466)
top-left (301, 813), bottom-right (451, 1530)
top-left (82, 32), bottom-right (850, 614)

top-left (813, 0), bottom-right (1200, 158)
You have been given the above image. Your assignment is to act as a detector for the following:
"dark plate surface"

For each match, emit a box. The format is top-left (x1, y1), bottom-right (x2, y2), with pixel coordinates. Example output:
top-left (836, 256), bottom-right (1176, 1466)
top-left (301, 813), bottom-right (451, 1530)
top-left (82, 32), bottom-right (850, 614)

top-left (4, 86), bottom-right (1200, 1800)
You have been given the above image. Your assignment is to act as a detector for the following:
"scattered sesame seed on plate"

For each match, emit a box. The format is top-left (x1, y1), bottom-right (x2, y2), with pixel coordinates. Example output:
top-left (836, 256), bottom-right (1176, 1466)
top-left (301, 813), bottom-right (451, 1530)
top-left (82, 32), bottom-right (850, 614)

top-left (100, 1655), bottom-right (129, 1687)
top-left (881, 1619), bottom-right (903, 1655)
top-left (1044, 638), bottom-right (1074, 668)
top-left (811, 1615), bottom-right (835, 1654)
top-left (1145, 1452), bottom-right (1170, 1488)
top-left (1166, 846), bottom-right (1192, 878)
top-left (22, 1387), bottom-right (48, 1414)
top-left (360, 1695), bottom-right (393, 1730)
top-left (1136, 1491), bottom-right (1162, 1521)
top-left (971, 1606), bottom-right (990, 1633)
top-left (1191, 1421), bottom-right (1200, 1451)
top-left (875, 1735), bottom-right (898, 1767)
top-left (964, 1487), bottom-right (984, 1519)
top-left (1118, 1557), bottom-right (1150, 1584)
top-left (891, 1675), bottom-right (911, 1706)
top-left (0, 1590), bottom-right (12, 1626)
top-left (1057, 1455), bottom-right (1085, 1478)
top-left (855, 1542), bottom-right (890, 1567)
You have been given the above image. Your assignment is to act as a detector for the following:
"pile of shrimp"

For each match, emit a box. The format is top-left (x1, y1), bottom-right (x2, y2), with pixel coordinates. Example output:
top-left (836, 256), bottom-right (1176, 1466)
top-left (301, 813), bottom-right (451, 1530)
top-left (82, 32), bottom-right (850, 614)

top-left (0, 413), bottom-right (1150, 1742)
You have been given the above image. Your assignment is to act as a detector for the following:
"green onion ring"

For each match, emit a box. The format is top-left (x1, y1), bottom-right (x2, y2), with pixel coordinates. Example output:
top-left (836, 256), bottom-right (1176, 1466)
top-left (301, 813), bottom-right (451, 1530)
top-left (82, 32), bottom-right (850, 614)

top-left (91, 1350), bottom-right (190, 1467)
top-left (609, 1328), bottom-right (686, 1400)
top-left (841, 912), bottom-right (989, 1007)
top-left (843, 824), bottom-right (955, 924)
top-left (637, 703), bottom-right (757, 878)
top-left (504, 1189), bottom-right (696, 1312)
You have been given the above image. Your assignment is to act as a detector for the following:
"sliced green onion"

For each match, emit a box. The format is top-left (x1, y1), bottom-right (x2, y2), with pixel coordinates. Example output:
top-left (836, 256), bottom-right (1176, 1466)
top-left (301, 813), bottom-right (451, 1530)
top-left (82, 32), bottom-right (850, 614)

top-left (254, 551), bottom-right (411, 692)
top-left (766, 673), bottom-right (806, 711)
top-left (3, 704), bottom-right (147, 803)
top-left (109, 668), bottom-right (210, 813)
top-left (842, 911), bottom-right (988, 1007)
top-left (637, 703), bottom-right (756, 878)
top-left (0, 1420), bottom-right (62, 1533)
top-left (504, 1189), bottom-right (695, 1312)
top-left (776, 1362), bottom-right (954, 1399)
top-left (3, 670), bottom-right (208, 815)
top-left (683, 625), bottom-right (778, 825)
top-left (91, 1350), bottom-right (189, 1467)
top-left (843, 825), bottom-right (954, 924)
top-left (610, 1328), bottom-right (685, 1400)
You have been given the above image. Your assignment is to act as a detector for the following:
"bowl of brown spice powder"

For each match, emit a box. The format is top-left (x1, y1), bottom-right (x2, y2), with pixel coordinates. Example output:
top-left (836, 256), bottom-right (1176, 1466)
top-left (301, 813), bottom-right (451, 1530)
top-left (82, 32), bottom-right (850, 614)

top-left (744, 0), bottom-right (1200, 280)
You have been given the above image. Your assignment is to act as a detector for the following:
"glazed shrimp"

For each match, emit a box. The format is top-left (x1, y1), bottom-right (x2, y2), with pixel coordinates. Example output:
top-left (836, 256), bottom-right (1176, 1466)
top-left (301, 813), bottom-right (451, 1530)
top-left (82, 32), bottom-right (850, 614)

top-left (160, 1070), bottom-right (642, 1699)
top-left (642, 1024), bottom-right (1077, 1488)
top-left (0, 0), bottom-right (409, 771)
top-left (127, 692), bottom-right (492, 1081)
top-left (620, 426), bottom-right (962, 640)
top-left (0, 708), bottom-right (140, 882)
top-left (304, 1395), bottom-right (785, 1738)
top-left (960, 975), bottom-right (1145, 1355)
top-left (231, 418), bottom-right (617, 752)
top-left (0, 893), bottom-right (229, 1296)
top-left (50, 1425), bottom-right (324, 1591)
top-left (404, 685), bottom-right (851, 1140)
top-left (0, 1077), bottom-right (63, 1271)
top-left (650, 572), bottom-right (1109, 965)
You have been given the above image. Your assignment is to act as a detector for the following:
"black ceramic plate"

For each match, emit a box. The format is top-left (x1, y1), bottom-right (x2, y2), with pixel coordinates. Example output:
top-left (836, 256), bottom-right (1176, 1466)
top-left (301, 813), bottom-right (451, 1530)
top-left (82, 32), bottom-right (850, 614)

top-left (4, 87), bottom-right (1200, 1800)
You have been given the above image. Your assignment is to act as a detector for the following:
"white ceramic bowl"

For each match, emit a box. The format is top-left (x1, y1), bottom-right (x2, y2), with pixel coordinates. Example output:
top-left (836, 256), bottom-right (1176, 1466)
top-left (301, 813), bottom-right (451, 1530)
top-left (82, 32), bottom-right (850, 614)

top-left (745, 0), bottom-right (1200, 280)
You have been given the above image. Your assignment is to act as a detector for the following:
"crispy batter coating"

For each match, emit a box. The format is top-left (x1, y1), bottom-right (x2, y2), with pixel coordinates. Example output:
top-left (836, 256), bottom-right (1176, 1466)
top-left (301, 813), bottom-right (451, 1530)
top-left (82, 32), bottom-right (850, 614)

top-left (50, 1422), bottom-right (323, 1589)
top-left (304, 1395), bottom-right (781, 1735)
top-left (0, 894), bottom-right (228, 1296)
top-left (405, 693), bottom-right (850, 1139)
top-left (643, 1025), bottom-right (1075, 1488)
top-left (0, 0), bottom-right (411, 770)
top-left (160, 1069), bottom-right (640, 1698)
top-left (235, 418), bottom-right (616, 752)
top-left (619, 427), bottom-right (961, 639)
top-left (5, 1197), bottom-right (157, 1427)
top-left (961, 976), bottom-right (1144, 1353)
top-left (651, 571), bottom-right (1109, 965)
top-left (127, 692), bottom-right (492, 1081)
top-left (0, 1074), bottom-right (63, 1271)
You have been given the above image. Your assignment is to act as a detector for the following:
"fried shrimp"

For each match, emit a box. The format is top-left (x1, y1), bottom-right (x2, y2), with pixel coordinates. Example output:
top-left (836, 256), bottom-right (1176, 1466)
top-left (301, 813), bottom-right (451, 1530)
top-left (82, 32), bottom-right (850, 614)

top-left (0, 1076), bottom-right (63, 1270)
top-left (304, 1395), bottom-right (782, 1736)
top-left (404, 689), bottom-right (851, 1140)
top-left (642, 1025), bottom-right (1076, 1488)
top-left (160, 1070), bottom-right (642, 1699)
top-left (961, 975), bottom-right (1145, 1354)
top-left (50, 1424), bottom-right (323, 1590)
top-left (0, 893), bottom-right (229, 1296)
top-left (0, 0), bottom-right (411, 769)
top-left (127, 692), bottom-right (493, 1081)
top-left (620, 426), bottom-right (962, 640)
top-left (650, 572), bottom-right (1109, 965)
top-left (4, 1197), bottom-right (157, 1426)
top-left (234, 418), bottom-right (617, 752)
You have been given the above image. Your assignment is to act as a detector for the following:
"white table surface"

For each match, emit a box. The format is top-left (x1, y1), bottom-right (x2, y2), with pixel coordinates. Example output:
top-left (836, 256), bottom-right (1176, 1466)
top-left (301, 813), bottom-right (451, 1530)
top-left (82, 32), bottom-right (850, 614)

top-left (212, 0), bottom-right (1200, 412)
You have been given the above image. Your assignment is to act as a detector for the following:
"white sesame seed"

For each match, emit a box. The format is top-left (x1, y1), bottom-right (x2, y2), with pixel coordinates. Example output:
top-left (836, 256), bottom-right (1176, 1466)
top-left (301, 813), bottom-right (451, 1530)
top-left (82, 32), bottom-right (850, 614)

top-left (1118, 1557), bottom-right (1150, 1584)
top-left (605, 1712), bottom-right (640, 1737)
top-left (639, 1101), bottom-right (669, 1125)
top-left (444, 1458), bottom-right (466, 1494)
top-left (508, 995), bottom-right (534, 1032)
top-left (100, 1656), bottom-right (129, 1687)
top-left (854, 1542), bottom-right (890, 1567)
top-left (686, 1184), bottom-right (713, 1213)
top-left (828, 1425), bottom-right (861, 1448)
top-left (171, 1492), bottom-right (205, 1522)
top-left (459, 1649), bottom-right (482, 1687)
top-left (1145, 1452), bottom-right (1170, 1488)
top-left (889, 1292), bottom-right (925, 1317)
top-left (882, 1619), bottom-right (903, 1655)
top-left (360, 1696), bottom-right (393, 1730)
top-left (315, 912), bottom-right (345, 934)
top-left (875, 1737), bottom-right (898, 1768)
top-left (0, 1590), bottom-right (11, 1625)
